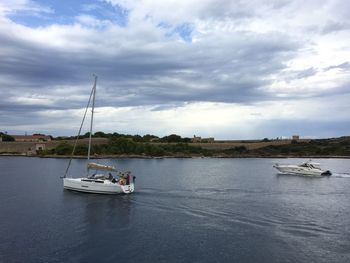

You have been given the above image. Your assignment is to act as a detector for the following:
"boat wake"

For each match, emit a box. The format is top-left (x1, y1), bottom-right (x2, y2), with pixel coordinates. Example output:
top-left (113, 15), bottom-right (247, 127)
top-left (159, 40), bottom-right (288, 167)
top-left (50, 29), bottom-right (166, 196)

top-left (133, 188), bottom-right (337, 237)
top-left (331, 172), bottom-right (350, 178)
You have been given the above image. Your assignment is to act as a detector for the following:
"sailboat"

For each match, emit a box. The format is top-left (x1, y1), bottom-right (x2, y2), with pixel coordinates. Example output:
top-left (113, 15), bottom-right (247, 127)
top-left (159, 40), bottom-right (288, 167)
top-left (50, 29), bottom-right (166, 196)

top-left (63, 76), bottom-right (135, 194)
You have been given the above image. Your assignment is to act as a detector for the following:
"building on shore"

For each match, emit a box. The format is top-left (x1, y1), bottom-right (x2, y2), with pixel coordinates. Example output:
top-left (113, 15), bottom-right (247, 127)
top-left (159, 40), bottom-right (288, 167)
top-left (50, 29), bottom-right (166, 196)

top-left (192, 135), bottom-right (202, 143)
top-left (191, 135), bottom-right (214, 143)
top-left (12, 134), bottom-right (52, 142)
top-left (292, 135), bottom-right (300, 141)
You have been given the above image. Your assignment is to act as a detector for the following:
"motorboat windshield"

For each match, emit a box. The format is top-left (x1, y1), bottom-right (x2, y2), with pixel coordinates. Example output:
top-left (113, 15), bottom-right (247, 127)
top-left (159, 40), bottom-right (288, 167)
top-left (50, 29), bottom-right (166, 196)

top-left (300, 162), bottom-right (321, 169)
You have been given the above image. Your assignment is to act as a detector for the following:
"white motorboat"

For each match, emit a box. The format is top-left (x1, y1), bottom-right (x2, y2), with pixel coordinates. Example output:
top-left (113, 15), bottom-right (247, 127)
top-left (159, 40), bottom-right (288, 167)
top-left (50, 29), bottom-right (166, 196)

top-left (63, 76), bottom-right (135, 194)
top-left (273, 161), bottom-right (331, 176)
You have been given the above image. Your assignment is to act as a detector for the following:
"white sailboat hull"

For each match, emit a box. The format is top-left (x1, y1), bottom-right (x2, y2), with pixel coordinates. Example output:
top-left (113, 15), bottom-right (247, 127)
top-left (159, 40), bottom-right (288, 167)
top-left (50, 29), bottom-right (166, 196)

top-left (63, 178), bottom-right (135, 194)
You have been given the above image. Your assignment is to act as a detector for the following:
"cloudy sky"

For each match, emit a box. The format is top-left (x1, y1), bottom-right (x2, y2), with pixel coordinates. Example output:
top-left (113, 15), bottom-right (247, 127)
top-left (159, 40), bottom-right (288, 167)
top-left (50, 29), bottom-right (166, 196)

top-left (0, 0), bottom-right (349, 139)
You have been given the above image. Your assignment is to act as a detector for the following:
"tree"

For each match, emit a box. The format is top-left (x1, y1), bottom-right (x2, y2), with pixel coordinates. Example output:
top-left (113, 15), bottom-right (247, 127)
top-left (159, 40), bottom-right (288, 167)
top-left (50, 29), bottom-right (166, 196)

top-left (0, 133), bottom-right (15, 141)
top-left (94, 131), bottom-right (107, 138)
top-left (54, 142), bottom-right (73, 155)
top-left (108, 137), bottom-right (137, 154)
top-left (132, 135), bottom-right (144, 142)
top-left (182, 137), bottom-right (191, 143)
top-left (143, 134), bottom-right (159, 142)
top-left (161, 134), bottom-right (182, 143)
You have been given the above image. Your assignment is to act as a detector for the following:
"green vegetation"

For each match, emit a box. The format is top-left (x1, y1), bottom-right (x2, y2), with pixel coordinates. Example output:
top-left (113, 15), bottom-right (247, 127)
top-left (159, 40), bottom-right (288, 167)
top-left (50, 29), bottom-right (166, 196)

top-left (0, 132), bottom-right (15, 141)
top-left (53, 132), bottom-right (193, 143)
top-left (159, 134), bottom-right (191, 143)
top-left (40, 134), bottom-right (350, 157)
top-left (250, 137), bottom-right (350, 157)
top-left (43, 135), bottom-right (209, 157)
top-left (223, 146), bottom-right (248, 155)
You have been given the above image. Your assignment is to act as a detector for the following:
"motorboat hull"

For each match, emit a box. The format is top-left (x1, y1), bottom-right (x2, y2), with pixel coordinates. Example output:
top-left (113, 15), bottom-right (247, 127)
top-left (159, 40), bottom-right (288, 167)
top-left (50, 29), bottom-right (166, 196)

top-left (63, 178), bottom-right (135, 194)
top-left (273, 164), bottom-right (331, 176)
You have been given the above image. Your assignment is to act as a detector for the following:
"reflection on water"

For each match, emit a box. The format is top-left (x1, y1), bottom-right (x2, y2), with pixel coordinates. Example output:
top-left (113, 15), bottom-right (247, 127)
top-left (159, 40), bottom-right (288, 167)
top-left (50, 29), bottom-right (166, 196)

top-left (0, 157), bottom-right (350, 263)
top-left (63, 191), bottom-right (135, 242)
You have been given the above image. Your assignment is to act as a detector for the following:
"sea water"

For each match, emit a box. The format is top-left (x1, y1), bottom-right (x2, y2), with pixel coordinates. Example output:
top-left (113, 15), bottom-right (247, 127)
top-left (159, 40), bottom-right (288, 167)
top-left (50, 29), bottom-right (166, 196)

top-left (0, 157), bottom-right (349, 262)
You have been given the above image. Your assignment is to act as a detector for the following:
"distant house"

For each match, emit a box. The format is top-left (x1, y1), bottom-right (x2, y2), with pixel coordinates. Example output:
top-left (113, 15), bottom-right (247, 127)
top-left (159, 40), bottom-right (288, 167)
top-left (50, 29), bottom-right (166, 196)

top-left (191, 135), bottom-right (214, 143)
top-left (192, 135), bottom-right (202, 143)
top-left (13, 134), bottom-right (52, 142)
top-left (292, 135), bottom-right (300, 140)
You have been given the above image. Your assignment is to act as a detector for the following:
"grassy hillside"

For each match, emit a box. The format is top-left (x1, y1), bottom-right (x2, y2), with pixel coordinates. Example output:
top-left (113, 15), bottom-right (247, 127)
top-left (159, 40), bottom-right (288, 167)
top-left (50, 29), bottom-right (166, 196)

top-left (3, 135), bottom-right (349, 157)
top-left (248, 137), bottom-right (350, 157)
top-left (37, 136), bottom-right (350, 157)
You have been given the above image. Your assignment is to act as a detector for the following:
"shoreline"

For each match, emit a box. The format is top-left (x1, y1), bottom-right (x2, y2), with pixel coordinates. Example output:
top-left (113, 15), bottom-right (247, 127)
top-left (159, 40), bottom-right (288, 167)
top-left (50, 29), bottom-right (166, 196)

top-left (1, 153), bottom-right (349, 159)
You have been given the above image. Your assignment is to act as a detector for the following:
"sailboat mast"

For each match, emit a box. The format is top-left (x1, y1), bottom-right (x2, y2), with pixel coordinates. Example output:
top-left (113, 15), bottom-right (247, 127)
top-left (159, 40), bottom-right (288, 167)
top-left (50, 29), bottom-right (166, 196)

top-left (87, 75), bottom-right (97, 161)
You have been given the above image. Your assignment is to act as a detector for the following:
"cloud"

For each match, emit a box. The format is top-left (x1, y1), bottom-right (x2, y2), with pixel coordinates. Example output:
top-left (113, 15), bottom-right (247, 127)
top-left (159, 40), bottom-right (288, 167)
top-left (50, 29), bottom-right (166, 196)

top-left (321, 21), bottom-right (350, 34)
top-left (0, 14), bottom-right (300, 109)
top-left (0, 0), bottom-right (350, 138)
top-left (325, 62), bottom-right (350, 71)
top-left (295, 67), bottom-right (318, 79)
top-left (0, 0), bottom-right (53, 16)
top-left (3, 92), bottom-right (349, 138)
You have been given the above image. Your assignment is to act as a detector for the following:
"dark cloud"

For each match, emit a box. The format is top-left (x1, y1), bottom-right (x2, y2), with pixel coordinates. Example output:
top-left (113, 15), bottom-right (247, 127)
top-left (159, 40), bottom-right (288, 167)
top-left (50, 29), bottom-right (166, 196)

top-left (0, 34), bottom-right (84, 86)
top-left (321, 21), bottom-right (350, 34)
top-left (325, 62), bottom-right (350, 71)
top-left (0, 101), bottom-right (57, 112)
top-left (0, 25), bottom-right (300, 113)
top-left (295, 67), bottom-right (317, 79)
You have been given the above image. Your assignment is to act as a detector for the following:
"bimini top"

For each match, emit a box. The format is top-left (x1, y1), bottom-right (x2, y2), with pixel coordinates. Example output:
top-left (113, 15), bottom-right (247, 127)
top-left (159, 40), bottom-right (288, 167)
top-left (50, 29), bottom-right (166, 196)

top-left (87, 162), bottom-right (117, 172)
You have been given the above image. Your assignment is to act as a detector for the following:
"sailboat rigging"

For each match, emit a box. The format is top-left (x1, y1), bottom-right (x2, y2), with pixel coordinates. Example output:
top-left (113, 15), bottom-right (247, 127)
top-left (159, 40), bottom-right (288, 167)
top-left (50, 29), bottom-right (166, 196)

top-left (63, 76), bottom-right (135, 194)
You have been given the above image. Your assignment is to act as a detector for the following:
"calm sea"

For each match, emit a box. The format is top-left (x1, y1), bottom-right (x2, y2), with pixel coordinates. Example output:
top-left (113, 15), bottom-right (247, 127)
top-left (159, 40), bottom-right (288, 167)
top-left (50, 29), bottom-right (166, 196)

top-left (0, 157), bottom-right (350, 263)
